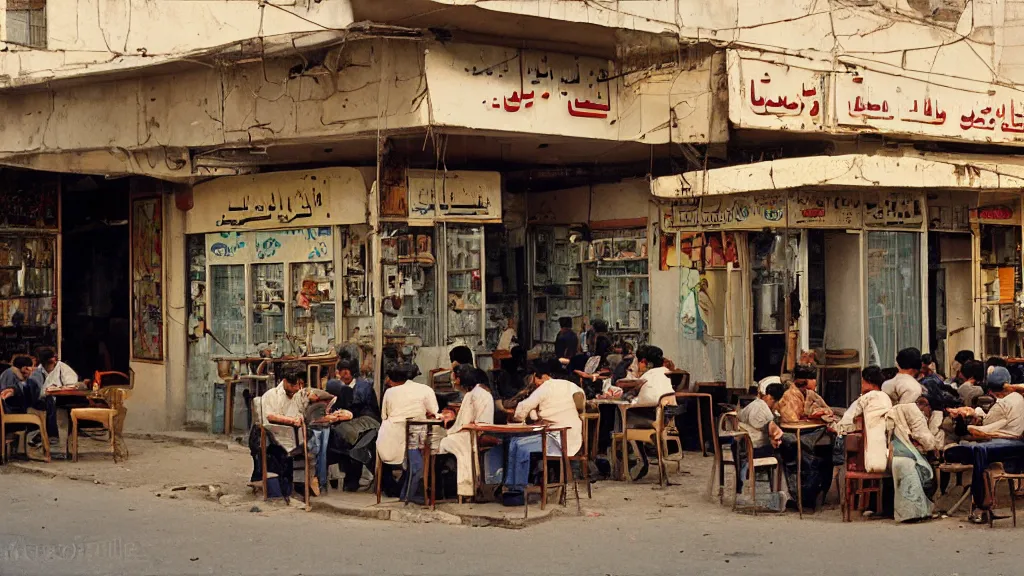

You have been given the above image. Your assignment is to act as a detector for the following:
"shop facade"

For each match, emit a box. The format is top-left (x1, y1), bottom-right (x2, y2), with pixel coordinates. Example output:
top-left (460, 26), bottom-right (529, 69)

top-left (651, 153), bottom-right (1024, 406)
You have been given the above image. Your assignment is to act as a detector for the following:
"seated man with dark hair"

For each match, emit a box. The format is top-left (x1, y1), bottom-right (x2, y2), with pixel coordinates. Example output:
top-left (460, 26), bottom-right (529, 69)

top-left (324, 357), bottom-right (380, 491)
top-left (554, 316), bottom-right (579, 362)
top-left (376, 362), bottom-right (438, 498)
top-left (449, 345), bottom-right (474, 369)
top-left (776, 363), bottom-right (836, 511)
top-left (735, 382), bottom-right (784, 494)
top-left (947, 350), bottom-right (975, 389)
top-left (26, 348), bottom-right (64, 454)
top-left (882, 347), bottom-right (924, 405)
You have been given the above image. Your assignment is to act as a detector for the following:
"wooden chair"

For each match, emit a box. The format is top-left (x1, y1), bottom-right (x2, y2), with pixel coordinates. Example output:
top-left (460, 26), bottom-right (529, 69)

top-left (842, 418), bottom-right (890, 522)
top-left (713, 411), bottom-right (779, 511)
top-left (70, 371), bottom-right (132, 462)
top-left (937, 461), bottom-right (973, 516)
top-left (255, 396), bottom-right (311, 511)
top-left (1, 396), bottom-right (51, 463)
top-left (986, 463), bottom-right (1024, 527)
top-left (612, 392), bottom-right (678, 486)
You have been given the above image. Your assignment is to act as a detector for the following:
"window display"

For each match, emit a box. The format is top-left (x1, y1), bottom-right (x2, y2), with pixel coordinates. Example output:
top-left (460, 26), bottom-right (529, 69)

top-left (209, 264), bottom-right (246, 355)
top-left (583, 228), bottom-right (649, 346)
top-left (251, 263), bottom-right (286, 349)
top-left (531, 226), bottom-right (583, 346)
top-left (291, 261), bottom-right (336, 355)
top-left (445, 225), bottom-right (484, 343)
top-left (382, 226), bottom-right (437, 347)
top-left (341, 226), bottom-right (372, 342)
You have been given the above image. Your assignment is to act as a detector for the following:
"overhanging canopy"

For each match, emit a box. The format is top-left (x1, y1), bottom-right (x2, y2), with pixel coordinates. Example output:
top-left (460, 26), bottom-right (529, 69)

top-left (651, 153), bottom-right (1024, 198)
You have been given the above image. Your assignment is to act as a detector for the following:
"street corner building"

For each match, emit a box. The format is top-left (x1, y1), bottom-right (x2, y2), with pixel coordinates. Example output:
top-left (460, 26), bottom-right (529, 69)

top-left (0, 0), bottom-right (1021, 431)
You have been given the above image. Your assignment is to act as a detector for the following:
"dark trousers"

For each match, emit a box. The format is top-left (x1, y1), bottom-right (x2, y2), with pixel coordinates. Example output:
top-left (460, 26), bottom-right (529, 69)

top-left (945, 439), bottom-right (1024, 510)
top-left (33, 395), bottom-right (59, 439)
top-left (779, 430), bottom-right (835, 507)
top-left (732, 443), bottom-right (776, 493)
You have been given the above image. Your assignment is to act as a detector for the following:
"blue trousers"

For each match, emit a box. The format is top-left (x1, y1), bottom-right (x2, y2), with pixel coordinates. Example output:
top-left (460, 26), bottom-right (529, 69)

top-left (308, 428), bottom-right (330, 490)
top-left (502, 433), bottom-right (563, 493)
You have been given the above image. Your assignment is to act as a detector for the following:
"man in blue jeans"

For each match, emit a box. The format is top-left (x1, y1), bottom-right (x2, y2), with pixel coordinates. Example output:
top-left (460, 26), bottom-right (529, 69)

top-left (491, 355), bottom-right (583, 506)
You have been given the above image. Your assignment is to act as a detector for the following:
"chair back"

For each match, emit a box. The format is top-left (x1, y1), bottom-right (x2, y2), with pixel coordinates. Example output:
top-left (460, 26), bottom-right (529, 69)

top-left (668, 370), bottom-right (690, 392)
top-left (95, 370), bottom-right (134, 390)
top-left (573, 391), bottom-right (586, 414)
top-left (96, 386), bottom-right (130, 411)
top-left (718, 411), bottom-right (740, 433)
top-left (845, 416), bottom-right (869, 472)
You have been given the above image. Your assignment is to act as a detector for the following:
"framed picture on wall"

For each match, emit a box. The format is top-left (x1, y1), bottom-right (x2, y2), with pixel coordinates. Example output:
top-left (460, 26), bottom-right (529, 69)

top-left (131, 195), bottom-right (164, 362)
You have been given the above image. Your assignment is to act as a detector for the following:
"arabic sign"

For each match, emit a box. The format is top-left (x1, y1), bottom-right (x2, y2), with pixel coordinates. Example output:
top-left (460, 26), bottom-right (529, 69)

top-left (206, 228), bottom-right (332, 264)
top-left (406, 170), bottom-right (502, 222)
top-left (730, 51), bottom-right (1024, 145)
top-left (727, 54), bottom-right (826, 132)
top-left (788, 192), bottom-right (862, 228)
top-left (863, 191), bottom-right (925, 227)
top-left (664, 191), bottom-right (921, 230)
top-left (426, 43), bottom-right (619, 141)
top-left (186, 167), bottom-right (368, 234)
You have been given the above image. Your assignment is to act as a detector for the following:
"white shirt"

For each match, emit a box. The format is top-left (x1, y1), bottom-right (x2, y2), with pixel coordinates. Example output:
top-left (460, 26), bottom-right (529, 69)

top-left (256, 382), bottom-right (309, 453)
top-left (738, 397), bottom-right (775, 448)
top-left (971, 392), bottom-right (1024, 438)
top-left (377, 381), bottom-right (439, 464)
top-left (881, 373), bottom-right (923, 405)
top-left (447, 385), bottom-right (494, 435)
top-left (514, 378), bottom-right (583, 457)
top-left (634, 366), bottom-right (675, 407)
top-left (835, 389), bottom-right (893, 474)
top-left (43, 361), bottom-right (79, 390)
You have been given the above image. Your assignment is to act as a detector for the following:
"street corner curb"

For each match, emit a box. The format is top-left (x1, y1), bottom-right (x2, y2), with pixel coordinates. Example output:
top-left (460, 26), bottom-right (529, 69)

top-left (309, 500), bottom-right (392, 521)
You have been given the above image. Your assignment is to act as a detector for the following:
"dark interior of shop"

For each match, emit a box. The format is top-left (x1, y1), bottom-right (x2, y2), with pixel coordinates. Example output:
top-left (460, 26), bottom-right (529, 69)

top-left (60, 177), bottom-right (131, 378)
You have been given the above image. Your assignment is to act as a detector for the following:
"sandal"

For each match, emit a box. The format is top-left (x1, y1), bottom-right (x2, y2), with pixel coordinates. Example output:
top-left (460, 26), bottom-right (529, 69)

top-left (968, 511), bottom-right (987, 524)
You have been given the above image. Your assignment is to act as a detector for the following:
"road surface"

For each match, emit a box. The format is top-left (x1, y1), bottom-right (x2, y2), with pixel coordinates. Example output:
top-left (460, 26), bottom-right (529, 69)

top-left (0, 473), bottom-right (1018, 575)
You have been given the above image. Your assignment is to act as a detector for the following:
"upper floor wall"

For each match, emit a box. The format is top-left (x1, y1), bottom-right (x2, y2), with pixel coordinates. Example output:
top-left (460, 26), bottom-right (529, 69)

top-left (0, 0), bottom-right (354, 88)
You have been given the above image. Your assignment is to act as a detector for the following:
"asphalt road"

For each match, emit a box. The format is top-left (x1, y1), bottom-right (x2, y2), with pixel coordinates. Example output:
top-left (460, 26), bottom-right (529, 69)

top-left (0, 473), bottom-right (1019, 576)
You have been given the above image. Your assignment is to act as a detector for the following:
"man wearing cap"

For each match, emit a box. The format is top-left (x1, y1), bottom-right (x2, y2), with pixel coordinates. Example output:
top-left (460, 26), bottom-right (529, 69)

top-left (951, 367), bottom-right (1024, 439)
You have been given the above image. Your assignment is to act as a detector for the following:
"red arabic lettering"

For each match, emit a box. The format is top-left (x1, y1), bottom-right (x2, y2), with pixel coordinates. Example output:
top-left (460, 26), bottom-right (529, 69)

top-left (567, 99), bottom-right (610, 118)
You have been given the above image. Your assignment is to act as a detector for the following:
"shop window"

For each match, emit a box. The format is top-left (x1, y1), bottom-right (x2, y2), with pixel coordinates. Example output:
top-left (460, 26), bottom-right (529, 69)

top-left (382, 226), bottom-right (437, 347)
top-left (979, 224), bottom-right (1022, 357)
top-left (290, 261), bottom-right (335, 355)
top-left (749, 232), bottom-right (798, 381)
top-left (531, 226), bottom-right (583, 346)
top-left (209, 264), bottom-right (246, 355)
top-left (251, 263), bottom-right (285, 349)
top-left (444, 224), bottom-right (484, 345)
top-left (582, 228), bottom-right (649, 348)
top-left (866, 231), bottom-right (921, 367)
top-left (5, 0), bottom-right (46, 48)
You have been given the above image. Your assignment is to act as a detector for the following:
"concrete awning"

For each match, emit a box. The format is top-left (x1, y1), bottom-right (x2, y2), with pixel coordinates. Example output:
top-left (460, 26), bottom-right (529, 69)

top-left (651, 152), bottom-right (1024, 198)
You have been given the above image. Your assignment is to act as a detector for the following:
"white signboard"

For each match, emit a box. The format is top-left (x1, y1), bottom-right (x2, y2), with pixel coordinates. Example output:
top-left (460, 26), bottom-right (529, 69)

top-left (728, 53), bottom-right (826, 132)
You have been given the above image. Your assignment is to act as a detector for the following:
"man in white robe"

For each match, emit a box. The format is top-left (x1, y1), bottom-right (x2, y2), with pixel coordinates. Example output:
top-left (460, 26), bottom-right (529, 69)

top-left (438, 367), bottom-right (494, 498)
top-left (881, 347), bottom-right (924, 405)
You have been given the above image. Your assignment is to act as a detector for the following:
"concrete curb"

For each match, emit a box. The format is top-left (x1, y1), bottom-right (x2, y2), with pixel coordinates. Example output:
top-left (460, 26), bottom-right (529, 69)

top-left (122, 432), bottom-right (246, 451)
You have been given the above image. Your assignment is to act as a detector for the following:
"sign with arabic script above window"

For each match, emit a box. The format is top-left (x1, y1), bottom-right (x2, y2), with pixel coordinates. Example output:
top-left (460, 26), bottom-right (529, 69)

top-left (186, 167), bottom-right (369, 234)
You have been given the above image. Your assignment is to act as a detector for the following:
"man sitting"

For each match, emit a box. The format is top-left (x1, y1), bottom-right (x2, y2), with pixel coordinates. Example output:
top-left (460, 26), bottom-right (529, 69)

top-left (324, 357), bottom-right (380, 491)
top-left (882, 347), bottom-right (924, 405)
top-left (956, 359), bottom-right (986, 408)
top-left (0, 356), bottom-right (36, 414)
top-left (376, 363), bottom-right (439, 499)
top-left (777, 364), bottom-right (836, 510)
top-left (497, 355), bottom-right (583, 506)
top-left (946, 350), bottom-right (975, 389)
top-left (26, 348), bottom-right (66, 454)
top-left (438, 367), bottom-right (495, 500)
top-left (735, 382), bottom-right (784, 494)
top-left (950, 367), bottom-right (1024, 439)
top-left (629, 345), bottom-right (675, 427)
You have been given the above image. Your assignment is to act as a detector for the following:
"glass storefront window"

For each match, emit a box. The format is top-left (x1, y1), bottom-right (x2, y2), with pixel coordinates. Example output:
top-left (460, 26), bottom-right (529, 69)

top-left (209, 264), bottom-right (246, 355)
top-left (445, 225), bottom-right (483, 343)
top-left (382, 226), bottom-right (437, 347)
top-left (251, 263), bottom-right (286, 349)
top-left (290, 261), bottom-right (336, 355)
top-left (866, 231), bottom-right (921, 367)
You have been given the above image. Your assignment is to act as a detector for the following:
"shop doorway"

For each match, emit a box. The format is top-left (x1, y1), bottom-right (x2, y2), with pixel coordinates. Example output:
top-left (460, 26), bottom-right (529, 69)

top-left (60, 180), bottom-right (131, 377)
top-left (806, 230), bottom-right (863, 407)
top-left (928, 232), bottom-right (973, 373)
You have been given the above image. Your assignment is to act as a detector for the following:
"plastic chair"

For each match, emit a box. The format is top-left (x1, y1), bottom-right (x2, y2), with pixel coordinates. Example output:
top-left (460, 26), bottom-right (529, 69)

top-left (70, 370), bottom-right (132, 462)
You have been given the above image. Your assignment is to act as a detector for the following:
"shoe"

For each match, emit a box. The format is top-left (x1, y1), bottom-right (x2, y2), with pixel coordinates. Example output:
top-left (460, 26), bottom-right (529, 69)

top-left (502, 492), bottom-right (525, 507)
top-left (968, 511), bottom-right (988, 524)
top-left (26, 432), bottom-right (42, 448)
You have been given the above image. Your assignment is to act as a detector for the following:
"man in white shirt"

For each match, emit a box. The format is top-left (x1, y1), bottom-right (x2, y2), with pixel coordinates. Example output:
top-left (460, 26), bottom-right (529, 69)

top-left (627, 345), bottom-right (676, 429)
top-left (955, 367), bottom-right (1024, 439)
top-left (881, 347), bottom-right (924, 405)
top-left (735, 383), bottom-right (784, 494)
top-left (26, 348), bottom-right (74, 454)
top-left (498, 355), bottom-right (583, 506)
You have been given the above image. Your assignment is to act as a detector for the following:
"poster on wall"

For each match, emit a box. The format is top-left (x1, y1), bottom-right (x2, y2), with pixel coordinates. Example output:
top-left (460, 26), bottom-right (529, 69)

top-left (132, 196), bottom-right (164, 362)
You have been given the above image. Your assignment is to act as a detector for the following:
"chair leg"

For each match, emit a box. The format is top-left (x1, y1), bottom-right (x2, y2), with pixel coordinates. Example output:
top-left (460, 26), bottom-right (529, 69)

top-left (584, 452), bottom-right (592, 499)
top-left (375, 455), bottom-right (383, 504)
top-left (71, 418), bottom-right (79, 463)
top-left (541, 433), bottom-right (549, 511)
top-left (1010, 479), bottom-right (1017, 528)
top-left (655, 434), bottom-right (667, 487)
top-left (109, 417), bottom-right (116, 462)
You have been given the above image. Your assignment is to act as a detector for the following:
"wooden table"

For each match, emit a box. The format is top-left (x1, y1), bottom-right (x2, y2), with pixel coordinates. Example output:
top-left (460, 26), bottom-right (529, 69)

top-left (463, 422), bottom-right (551, 519)
top-left (780, 420), bottom-right (827, 518)
top-left (674, 392), bottom-right (715, 457)
top-left (405, 418), bottom-right (447, 509)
